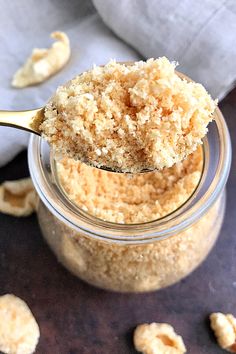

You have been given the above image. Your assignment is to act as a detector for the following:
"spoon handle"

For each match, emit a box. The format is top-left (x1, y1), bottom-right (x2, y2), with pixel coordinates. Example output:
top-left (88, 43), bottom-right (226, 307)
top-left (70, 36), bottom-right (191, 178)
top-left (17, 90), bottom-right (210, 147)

top-left (0, 108), bottom-right (44, 135)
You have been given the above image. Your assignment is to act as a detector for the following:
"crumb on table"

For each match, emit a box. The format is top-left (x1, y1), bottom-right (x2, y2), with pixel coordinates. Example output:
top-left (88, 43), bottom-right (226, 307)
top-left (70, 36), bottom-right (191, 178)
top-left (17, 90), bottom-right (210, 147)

top-left (133, 322), bottom-right (186, 353)
top-left (0, 294), bottom-right (40, 354)
top-left (210, 312), bottom-right (236, 352)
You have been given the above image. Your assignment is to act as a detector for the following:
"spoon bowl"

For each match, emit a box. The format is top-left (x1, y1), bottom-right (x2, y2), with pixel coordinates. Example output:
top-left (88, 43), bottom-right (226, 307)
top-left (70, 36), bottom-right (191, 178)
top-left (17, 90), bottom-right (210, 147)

top-left (0, 67), bottom-right (207, 174)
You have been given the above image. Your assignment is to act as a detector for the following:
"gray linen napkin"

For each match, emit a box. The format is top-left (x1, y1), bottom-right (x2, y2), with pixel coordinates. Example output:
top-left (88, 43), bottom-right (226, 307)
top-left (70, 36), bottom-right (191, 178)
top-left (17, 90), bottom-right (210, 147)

top-left (93, 0), bottom-right (236, 100)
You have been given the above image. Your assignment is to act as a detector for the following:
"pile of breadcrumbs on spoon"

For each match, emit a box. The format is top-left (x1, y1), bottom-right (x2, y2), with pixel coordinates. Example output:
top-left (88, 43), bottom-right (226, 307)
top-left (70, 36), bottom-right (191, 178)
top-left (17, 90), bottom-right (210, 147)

top-left (40, 57), bottom-right (216, 173)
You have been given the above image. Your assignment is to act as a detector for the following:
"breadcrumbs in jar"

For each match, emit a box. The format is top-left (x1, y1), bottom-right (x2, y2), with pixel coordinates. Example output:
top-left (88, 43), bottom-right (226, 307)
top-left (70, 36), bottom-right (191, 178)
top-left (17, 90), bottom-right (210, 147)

top-left (56, 146), bottom-right (203, 224)
top-left (36, 142), bottom-right (226, 292)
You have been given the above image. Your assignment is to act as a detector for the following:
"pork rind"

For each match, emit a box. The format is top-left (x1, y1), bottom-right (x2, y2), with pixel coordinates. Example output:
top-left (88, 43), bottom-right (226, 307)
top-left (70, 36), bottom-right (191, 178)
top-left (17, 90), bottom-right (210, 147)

top-left (0, 178), bottom-right (38, 217)
top-left (12, 31), bottom-right (70, 88)
top-left (210, 313), bottom-right (236, 352)
top-left (41, 57), bottom-right (216, 173)
top-left (0, 294), bottom-right (40, 354)
top-left (134, 322), bottom-right (186, 354)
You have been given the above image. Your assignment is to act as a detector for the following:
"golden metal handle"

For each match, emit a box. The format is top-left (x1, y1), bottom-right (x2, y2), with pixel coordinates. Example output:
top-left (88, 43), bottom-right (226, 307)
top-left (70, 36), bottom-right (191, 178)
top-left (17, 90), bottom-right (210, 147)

top-left (0, 108), bottom-right (44, 135)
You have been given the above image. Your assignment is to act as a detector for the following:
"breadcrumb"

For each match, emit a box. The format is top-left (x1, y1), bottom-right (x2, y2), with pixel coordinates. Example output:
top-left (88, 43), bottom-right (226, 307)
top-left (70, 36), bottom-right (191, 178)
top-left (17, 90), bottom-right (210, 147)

top-left (41, 57), bottom-right (216, 172)
top-left (134, 322), bottom-right (186, 353)
top-left (57, 146), bottom-right (203, 223)
top-left (0, 294), bottom-right (40, 354)
top-left (38, 191), bottom-right (223, 292)
top-left (12, 31), bottom-right (70, 88)
top-left (0, 178), bottom-right (38, 217)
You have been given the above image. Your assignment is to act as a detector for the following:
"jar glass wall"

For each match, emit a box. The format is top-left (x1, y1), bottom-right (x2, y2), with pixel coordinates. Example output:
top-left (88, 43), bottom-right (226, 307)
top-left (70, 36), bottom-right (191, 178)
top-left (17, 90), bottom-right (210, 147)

top-left (28, 107), bottom-right (231, 293)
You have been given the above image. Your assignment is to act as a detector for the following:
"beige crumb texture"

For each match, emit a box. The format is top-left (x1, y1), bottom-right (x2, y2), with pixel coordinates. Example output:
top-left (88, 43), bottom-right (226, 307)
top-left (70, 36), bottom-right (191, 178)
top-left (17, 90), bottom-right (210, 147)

top-left (12, 31), bottom-right (70, 88)
top-left (210, 313), bottom-right (236, 352)
top-left (0, 294), bottom-right (40, 354)
top-left (57, 146), bottom-right (202, 223)
top-left (134, 322), bottom-right (186, 354)
top-left (38, 190), bottom-right (223, 292)
top-left (0, 178), bottom-right (38, 217)
top-left (41, 57), bottom-right (216, 172)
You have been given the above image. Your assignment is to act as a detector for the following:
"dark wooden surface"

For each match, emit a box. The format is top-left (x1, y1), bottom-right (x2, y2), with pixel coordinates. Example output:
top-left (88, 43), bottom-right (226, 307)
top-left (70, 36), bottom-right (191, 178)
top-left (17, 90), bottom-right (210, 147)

top-left (0, 89), bottom-right (236, 354)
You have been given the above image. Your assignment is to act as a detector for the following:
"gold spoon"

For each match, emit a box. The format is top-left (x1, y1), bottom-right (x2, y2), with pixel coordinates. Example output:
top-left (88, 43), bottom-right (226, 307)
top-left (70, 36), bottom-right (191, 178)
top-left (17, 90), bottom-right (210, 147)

top-left (0, 108), bottom-right (45, 135)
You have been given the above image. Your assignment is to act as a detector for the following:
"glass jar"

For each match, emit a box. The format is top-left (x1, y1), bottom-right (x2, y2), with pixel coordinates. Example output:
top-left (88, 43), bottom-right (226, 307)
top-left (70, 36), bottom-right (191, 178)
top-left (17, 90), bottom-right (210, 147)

top-left (28, 106), bottom-right (231, 293)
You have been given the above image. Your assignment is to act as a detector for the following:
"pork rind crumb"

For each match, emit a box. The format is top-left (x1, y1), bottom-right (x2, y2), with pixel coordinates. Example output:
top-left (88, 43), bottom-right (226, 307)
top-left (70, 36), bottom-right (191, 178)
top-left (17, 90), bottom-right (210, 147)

top-left (134, 323), bottom-right (186, 354)
top-left (0, 178), bottom-right (38, 217)
top-left (57, 146), bottom-right (202, 224)
top-left (12, 31), bottom-right (70, 88)
top-left (41, 57), bottom-right (216, 172)
top-left (210, 313), bottom-right (236, 352)
top-left (38, 190), bottom-right (223, 292)
top-left (0, 294), bottom-right (40, 354)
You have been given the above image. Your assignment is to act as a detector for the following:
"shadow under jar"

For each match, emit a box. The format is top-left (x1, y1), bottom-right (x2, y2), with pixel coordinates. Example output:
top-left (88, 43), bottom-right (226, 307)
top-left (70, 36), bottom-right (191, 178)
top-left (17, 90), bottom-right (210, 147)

top-left (28, 106), bottom-right (231, 293)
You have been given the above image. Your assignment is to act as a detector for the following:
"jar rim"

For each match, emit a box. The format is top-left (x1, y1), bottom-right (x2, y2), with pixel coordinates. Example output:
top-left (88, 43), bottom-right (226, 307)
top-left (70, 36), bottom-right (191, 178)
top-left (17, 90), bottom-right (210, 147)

top-left (28, 106), bottom-right (231, 244)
